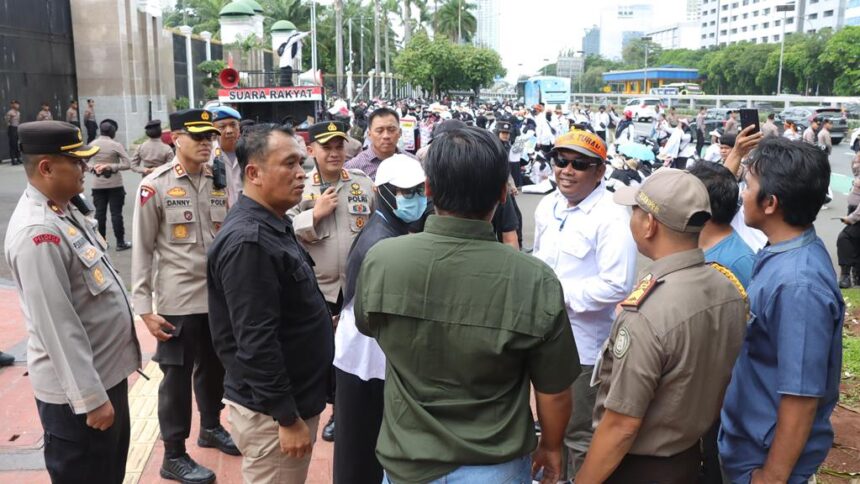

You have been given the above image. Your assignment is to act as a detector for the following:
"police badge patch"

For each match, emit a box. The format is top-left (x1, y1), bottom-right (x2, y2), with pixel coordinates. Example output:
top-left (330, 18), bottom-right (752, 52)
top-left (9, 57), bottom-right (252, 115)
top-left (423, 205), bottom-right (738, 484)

top-left (613, 326), bottom-right (631, 358)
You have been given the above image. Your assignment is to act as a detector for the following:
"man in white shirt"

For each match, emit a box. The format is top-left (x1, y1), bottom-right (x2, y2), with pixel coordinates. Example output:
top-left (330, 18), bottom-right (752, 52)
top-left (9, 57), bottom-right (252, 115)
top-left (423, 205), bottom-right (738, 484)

top-left (591, 106), bottom-right (611, 142)
top-left (533, 130), bottom-right (637, 480)
top-left (534, 104), bottom-right (556, 152)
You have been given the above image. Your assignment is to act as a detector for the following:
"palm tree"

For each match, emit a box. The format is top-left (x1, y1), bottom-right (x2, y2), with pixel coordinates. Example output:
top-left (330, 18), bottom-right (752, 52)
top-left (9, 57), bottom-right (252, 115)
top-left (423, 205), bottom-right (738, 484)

top-left (434, 0), bottom-right (476, 44)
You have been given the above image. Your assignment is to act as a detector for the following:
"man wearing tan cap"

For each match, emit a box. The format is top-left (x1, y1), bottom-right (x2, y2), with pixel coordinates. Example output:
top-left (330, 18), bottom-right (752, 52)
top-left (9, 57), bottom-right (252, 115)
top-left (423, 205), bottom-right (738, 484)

top-left (575, 168), bottom-right (748, 484)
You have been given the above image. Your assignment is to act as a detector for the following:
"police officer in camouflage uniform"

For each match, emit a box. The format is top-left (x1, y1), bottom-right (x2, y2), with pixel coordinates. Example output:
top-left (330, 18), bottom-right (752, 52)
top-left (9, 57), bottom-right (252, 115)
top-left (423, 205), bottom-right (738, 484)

top-left (4, 121), bottom-right (141, 483)
top-left (131, 109), bottom-right (237, 484)
top-left (287, 120), bottom-right (375, 443)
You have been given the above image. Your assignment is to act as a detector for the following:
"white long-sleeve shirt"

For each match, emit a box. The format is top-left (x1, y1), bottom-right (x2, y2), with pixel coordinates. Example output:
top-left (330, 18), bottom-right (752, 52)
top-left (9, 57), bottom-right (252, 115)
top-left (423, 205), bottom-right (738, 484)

top-left (535, 114), bottom-right (555, 146)
top-left (533, 185), bottom-right (637, 365)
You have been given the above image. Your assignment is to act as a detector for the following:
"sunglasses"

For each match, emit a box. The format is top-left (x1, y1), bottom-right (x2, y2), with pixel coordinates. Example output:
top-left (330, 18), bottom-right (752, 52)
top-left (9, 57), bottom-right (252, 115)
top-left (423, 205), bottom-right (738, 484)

top-left (552, 157), bottom-right (600, 171)
top-left (181, 131), bottom-right (218, 142)
top-left (389, 184), bottom-right (425, 199)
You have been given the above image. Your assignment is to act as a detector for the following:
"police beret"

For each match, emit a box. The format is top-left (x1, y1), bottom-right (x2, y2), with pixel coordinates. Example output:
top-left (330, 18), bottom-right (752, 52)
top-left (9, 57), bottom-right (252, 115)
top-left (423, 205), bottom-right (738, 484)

top-left (211, 106), bottom-right (242, 122)
top-left (169, 109), bottom-right (220, 134)
top-left (17, 121), bottom-right (99, 158)
top-left (145, 119), bottom-right (162, 130)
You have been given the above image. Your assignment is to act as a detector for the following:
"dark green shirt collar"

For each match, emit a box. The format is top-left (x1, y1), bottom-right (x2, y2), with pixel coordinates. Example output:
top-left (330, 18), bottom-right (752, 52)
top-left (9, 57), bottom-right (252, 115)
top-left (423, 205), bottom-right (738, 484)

top-left (423, 214), bottom-right (497, 242)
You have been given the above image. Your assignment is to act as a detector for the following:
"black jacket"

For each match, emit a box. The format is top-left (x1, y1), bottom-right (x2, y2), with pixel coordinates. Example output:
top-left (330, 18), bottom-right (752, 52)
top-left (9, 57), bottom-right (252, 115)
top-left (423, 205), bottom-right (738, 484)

top-left (207, 195), bottom-right (334, 426)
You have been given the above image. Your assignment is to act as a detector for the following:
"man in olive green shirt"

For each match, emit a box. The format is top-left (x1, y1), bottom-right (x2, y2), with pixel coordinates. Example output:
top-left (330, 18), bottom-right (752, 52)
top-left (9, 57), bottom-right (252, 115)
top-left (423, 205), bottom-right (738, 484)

top-left (356, 126), bottom-right (580, 484)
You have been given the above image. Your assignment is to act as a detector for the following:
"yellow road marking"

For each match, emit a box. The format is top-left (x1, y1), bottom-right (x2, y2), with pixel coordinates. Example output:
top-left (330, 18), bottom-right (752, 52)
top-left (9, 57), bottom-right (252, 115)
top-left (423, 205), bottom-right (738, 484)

top-left (123, 361), bottom-right (163, 484)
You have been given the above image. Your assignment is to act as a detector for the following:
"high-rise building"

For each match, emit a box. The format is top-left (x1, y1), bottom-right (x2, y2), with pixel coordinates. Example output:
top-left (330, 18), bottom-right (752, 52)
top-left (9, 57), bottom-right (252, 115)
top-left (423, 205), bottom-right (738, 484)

top-left (598, 4), bottom-right (654, 59)
top-left (474, 0), bottom-right (500, 52)
top-left (699, 0), bottom-right (856, 48)
top-left (583, 26), bottom-right (601, 56)
top-left (647, 21), bottom-right (702, 50)
top-left (687, 0), bottom-right (702, 20)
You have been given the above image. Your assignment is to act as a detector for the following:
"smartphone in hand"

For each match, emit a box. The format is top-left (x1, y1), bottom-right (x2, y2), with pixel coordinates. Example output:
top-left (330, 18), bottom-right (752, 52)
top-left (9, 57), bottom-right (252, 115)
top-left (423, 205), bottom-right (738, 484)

top-left (739, 108), bottom-right (760, 135)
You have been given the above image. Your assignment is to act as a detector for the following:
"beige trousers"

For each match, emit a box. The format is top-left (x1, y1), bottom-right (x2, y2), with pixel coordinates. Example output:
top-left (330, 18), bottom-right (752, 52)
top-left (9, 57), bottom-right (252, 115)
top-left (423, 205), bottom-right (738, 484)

top-left (226, 401), bottom-right (320, 484)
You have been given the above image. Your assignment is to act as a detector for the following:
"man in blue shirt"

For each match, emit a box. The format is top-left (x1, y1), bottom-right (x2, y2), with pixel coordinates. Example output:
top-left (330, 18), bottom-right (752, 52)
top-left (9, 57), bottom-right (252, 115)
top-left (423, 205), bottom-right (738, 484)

top-left (690, 161), bottom-right (755, 288)
top-left (719, 132), bottom-right (844, 484)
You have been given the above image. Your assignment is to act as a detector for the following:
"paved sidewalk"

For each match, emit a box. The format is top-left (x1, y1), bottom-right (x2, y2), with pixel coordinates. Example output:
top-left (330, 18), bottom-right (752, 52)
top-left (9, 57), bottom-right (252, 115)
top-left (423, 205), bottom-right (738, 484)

top-left (0, 286), bottom-right (334, 483)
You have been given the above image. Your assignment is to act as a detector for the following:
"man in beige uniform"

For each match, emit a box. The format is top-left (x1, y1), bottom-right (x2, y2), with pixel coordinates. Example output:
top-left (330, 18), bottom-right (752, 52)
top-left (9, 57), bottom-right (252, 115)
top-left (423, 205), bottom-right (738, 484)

top-left (36, 103), bottom-right (53, 121)
top-left (5, 100), bottom-right (21, 165)
top-left (575, 169), bottom-right (748, 484)
top-left (66, 100), bottom-right (79, 128)
top-left (88, 119), bottom-right (132, 250)
top-left (131, 109), bottom-right (237, 484)
top-left (84, 99), bottom-right (97, 143)
top-left (287, 121), bottom-right (374, 443)
top-left (4, 121), bottom-right (141, 483)
top-left (131, 119), bottom-right (173, 176)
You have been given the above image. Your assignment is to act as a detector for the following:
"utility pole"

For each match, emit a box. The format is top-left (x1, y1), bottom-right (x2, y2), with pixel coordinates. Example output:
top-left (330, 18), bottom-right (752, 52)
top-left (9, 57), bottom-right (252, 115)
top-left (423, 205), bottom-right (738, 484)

top-left (384, 18), bottom-right (391, 98)
top-left (311, 0), bottom-right (318, 79)
top-left (374, 0), bottom-right (381, 96)
top-left (335, 0), bottom-right (344, 96)
top-left (776, 2), bottom-right (796, 95)
top-left (641, 36), bottom-right (652, 94)
top-left (360, 17), bottom-right (365, 76)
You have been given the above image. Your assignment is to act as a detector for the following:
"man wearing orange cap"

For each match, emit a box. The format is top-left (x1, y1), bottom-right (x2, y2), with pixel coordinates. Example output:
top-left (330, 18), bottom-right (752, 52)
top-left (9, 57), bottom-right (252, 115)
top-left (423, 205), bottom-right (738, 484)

top-left (532, 130), bottom-right (637, 480)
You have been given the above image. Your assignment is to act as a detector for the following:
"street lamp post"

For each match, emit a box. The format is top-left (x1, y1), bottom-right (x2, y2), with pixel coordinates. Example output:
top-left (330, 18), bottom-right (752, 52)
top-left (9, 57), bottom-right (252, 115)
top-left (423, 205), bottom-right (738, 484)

top-left (776, 2), bottom-right (796, 95)
top-left (641, 36), bottom-right (652, 95)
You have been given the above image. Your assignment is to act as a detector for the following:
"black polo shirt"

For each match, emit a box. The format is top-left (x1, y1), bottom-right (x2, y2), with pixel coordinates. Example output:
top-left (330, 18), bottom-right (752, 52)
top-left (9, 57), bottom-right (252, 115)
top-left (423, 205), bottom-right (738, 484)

top-left (207, 195), bottom-right (333, 426)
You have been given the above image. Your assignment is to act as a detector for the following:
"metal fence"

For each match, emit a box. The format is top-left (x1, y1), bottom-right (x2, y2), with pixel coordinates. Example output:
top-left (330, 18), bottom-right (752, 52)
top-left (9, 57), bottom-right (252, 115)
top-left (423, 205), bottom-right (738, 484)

top-left (173, 34), bottom-right (223, 107)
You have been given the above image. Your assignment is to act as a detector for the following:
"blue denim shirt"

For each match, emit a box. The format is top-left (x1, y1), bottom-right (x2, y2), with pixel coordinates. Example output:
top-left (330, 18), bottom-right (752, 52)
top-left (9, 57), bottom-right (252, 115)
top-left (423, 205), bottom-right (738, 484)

top-left (719, 228), bottom-right (844, 483)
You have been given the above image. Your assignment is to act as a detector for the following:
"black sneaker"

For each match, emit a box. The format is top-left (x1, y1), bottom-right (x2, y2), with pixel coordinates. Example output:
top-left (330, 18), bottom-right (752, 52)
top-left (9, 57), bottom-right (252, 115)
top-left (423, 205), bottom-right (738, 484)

top-left (322, 415), bottom-right (335, 442)
top-left (160, 454), bottom-right (215, 484)
top-left (0, 351), bottom-right (14, 367)
top-left (115, 241), bottom-right (132, 251)
top-left (839, 273), bottom-right (852, 289)
top-left (198, 425), bottom-right (240, 456)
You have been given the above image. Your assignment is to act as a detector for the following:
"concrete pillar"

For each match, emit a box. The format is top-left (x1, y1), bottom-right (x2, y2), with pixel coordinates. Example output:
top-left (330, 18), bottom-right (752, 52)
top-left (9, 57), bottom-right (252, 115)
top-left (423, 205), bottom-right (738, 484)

top-left (346, 69), bottom-right (353, 102)
top-left (368, 70), bottom-right (375, 99)
top-left (201, 31), bottom-right (212, 61)
top-left (380, 71), bottom-right (386, 98)
top-left (179, 25), bottom-right (194, 108)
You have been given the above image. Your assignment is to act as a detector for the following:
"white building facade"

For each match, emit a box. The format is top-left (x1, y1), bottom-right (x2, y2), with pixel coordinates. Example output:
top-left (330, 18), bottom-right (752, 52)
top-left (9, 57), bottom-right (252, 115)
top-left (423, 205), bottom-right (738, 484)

top-left (647, 21), bottom-right (702, 49)
top-left (699, 0), bottom-right (854, 48)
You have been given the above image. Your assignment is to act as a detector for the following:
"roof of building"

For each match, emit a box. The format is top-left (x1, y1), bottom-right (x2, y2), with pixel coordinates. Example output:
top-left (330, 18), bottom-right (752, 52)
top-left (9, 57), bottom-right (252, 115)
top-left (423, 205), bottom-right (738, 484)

top-left (239, 0), bottom-right (264, 14)
top-left (219, 1), bottom-right (255, 17)
top-left (272, 20), bottom-right (297, 32)
top-left (602, 67), bottom-right (699, 82)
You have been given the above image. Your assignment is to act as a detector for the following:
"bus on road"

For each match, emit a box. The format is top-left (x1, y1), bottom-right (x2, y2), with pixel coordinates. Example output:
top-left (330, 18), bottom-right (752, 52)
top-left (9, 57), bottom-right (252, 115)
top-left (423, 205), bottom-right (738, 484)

top-left (517, 76), bottom-right (571, 109)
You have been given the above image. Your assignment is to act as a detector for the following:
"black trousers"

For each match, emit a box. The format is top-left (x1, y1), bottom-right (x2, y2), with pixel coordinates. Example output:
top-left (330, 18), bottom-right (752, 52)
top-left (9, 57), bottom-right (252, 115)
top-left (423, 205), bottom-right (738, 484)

top-left (92, 187), bottom-right (126, 244)
top-left (85, 120), bottom-right (98, 144)
top-left (699, 420), bottom-right (722, 484)
top-left (7, 126), bottom-right (20, 163)
top-left (696, 129), bottom-right (705, 157)
top-left (509, 162), bottom-right (524, 188)
top-left (333, 368), bottom-right (385, 484)
top-left (36, 380), bottom-right (130, 484)
top-left (838, 205), bottom-right (860, 270)
top-left (606, 444), bottom-right (700, 484)
top-left (156, 314), bottom-right (225, 453)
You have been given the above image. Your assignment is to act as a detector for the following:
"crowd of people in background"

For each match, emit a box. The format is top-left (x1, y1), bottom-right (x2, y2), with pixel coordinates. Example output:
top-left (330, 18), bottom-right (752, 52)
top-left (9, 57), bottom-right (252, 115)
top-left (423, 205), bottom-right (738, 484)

top-left (1, 88), bottom-right (855, 484)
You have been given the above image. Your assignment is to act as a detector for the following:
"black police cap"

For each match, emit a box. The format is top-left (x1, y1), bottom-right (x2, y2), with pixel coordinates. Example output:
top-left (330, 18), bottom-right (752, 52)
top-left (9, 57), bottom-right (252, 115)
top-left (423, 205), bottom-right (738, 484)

top-left (308, 121), bottom-right (348, 144)
top-left (169, 109), bottom-right (220, 134)
top-left (17, 121), bottom-right (99, 158)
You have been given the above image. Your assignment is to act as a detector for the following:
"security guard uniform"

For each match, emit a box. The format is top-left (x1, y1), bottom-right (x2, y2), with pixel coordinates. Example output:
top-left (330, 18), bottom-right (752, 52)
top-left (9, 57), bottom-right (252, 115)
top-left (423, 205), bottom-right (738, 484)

top-left (4, 121), bottom-right (141, 484)
top-left (288, 122), bottom-right (375, 311)
top-left (591, 169), bottom-right (748, 483)
top-left (131, 109), bottom-right (236, 472)
top-left (131, 120), bottom-right (174, 175)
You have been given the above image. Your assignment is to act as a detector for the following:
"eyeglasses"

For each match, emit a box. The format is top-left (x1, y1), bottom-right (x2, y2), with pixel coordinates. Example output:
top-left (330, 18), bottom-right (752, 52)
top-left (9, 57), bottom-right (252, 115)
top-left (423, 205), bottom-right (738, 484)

top-left (180, 131), bottom-right (218, 142)
top-left (397, 185), bottom-right (425, 199)
top-left (552, 157), bottom-right (600, 171)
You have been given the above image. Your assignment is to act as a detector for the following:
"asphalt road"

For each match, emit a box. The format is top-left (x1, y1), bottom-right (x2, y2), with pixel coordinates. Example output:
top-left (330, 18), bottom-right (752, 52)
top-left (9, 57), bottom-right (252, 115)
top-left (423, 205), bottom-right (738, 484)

top-left (0, 125), bottom-right (856, 286)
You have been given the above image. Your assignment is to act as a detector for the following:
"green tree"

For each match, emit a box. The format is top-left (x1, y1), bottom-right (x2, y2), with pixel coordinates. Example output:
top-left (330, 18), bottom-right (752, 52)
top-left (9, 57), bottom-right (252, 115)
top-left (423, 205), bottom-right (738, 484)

top-left (820, 26), bottom-right (860, 96)
top-left (164, 0), bottom-right (230, 37)
top-left (654, 49), bottom-right (701, 68)
top-left (457, 44), bottom-right (506, 96)
top-left (622, 38), bottom-right (663, 68)
top-left (434, 0), bottom-right (476, 43)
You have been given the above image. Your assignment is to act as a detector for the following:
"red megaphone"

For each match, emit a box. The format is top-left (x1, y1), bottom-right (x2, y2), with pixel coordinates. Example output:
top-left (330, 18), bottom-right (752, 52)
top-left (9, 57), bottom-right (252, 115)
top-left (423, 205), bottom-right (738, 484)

top-left (219, 68), bottom-right (239, 89)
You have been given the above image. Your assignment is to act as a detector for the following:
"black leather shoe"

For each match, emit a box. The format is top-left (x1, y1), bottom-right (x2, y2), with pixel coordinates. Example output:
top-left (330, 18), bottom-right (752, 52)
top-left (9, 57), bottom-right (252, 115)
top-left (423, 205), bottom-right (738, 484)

top-left (322, 415), bottom-right (335, 442)
top-left (839, 273), bottom-right (852, 289)
top-left (0, 351), bottom-right (14, 367)
top-left (198, 425), bottom-right (240, 456)
top-left (115, 241), bottom-right (132, 251)
top-left (160, 454), bottom-right (215, 484)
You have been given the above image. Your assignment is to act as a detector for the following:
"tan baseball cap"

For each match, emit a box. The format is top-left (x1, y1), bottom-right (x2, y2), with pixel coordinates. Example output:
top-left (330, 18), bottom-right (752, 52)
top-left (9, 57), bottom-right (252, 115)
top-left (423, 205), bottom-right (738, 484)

top-left (614, 168), bottom-right (711, 233)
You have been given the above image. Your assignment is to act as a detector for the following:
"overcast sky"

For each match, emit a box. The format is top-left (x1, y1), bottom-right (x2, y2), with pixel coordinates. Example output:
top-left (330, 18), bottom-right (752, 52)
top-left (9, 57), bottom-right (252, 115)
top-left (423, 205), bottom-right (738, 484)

top-left (498, 0), bottom-right (688, 81)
